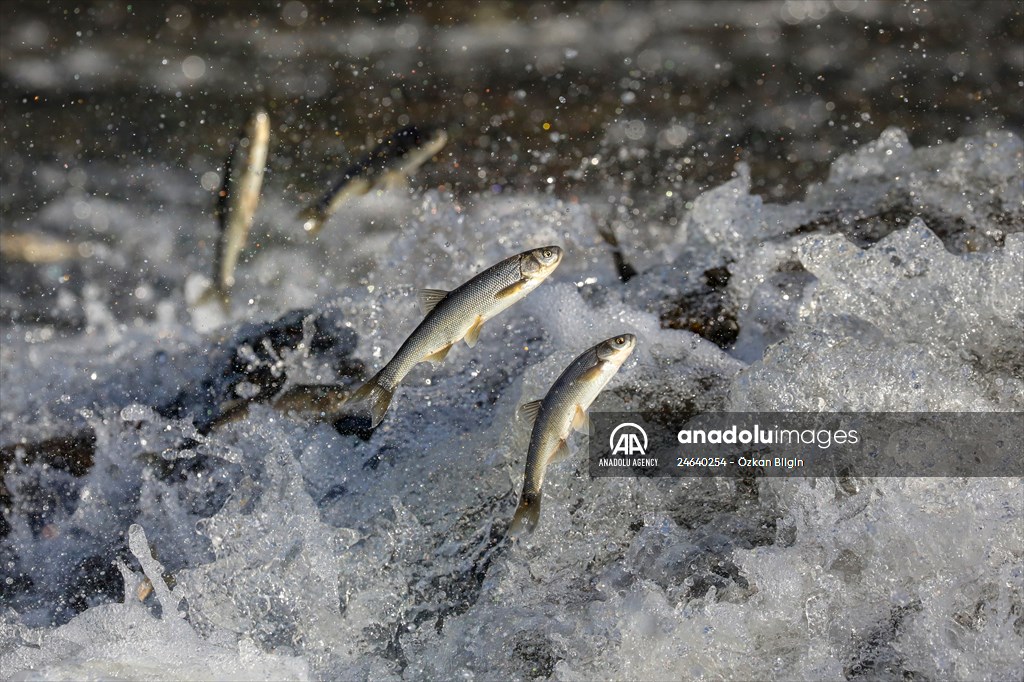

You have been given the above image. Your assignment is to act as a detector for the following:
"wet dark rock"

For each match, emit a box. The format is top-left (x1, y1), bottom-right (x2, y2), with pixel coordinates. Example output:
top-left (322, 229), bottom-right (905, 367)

top-left (158, 307), bottom-right (361, 433)
top-left (843, 602), bottom-right (923, 681)
top-left (1, 308), bottom-right (363, 557)
top-left (659, 267), bottom-right (740, 348)
top-left (335, 413), bottom-right (376, 441)
top-left (788, 201), bottom-right (1023, 255)
top-left (63, 552), bottom-right (125, 617)
top-left (0, 432), bottom-right (97, 479)
top-left (511, 632), bottom-right (563, 680)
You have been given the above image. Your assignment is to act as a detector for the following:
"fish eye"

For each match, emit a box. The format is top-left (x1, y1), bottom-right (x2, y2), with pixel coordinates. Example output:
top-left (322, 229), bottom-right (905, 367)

top-left (614, 336), bottom-right (625, 345)
top-left (542, 249), bottom-right (552, 259)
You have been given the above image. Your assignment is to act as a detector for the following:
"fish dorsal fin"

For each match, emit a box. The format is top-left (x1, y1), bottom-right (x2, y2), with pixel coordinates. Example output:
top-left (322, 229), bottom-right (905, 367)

top-left (464, 315), bottom-right (485, 348)
top-left (494, 278), bottom-right (527, 300)
top-left (423, 342), bottom-right (453, 365)
top-left (417, 288), bottom-right (449, 315)
top-left (518, 399), bottom-right (543, 425)
top-left (571, 405), bottom-right (590, 433)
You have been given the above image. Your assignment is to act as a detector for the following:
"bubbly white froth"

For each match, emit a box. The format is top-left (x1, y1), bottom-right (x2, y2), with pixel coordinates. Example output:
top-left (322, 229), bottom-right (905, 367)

top-left (2, 128), bottom-right (1022, 681)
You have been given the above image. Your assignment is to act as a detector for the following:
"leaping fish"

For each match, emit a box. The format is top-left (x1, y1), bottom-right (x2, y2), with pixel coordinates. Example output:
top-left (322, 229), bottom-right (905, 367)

top-left (509, 333), bottom-right (637, 536)
top-left (0, 231), bottom-right (81, 263)
top-left (199, 108), bottom-right (271, 307)
top-left (349, 246), bottom-right (564, 427)
top-left (300, 124), bottom-right (448, 236)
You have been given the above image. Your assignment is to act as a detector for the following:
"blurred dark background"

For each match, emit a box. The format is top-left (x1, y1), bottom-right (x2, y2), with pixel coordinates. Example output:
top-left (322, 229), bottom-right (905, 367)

top-left (2, 0), bottom-right (1022, 216)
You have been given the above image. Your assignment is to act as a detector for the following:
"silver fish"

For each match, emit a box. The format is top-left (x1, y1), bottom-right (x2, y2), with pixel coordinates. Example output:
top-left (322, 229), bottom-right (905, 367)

top-left (206, 384), bottom-right (351, 431)
top-left (300, 125), bottom-right (448, 236)
top-left (201, 108), bottom-right (271, 306)
top-left (0, 231), bottom-right (81, 263)
top-left (350, 246), bottom-right (564, 427)
top-left (509, 333), bottom-right (637, 536)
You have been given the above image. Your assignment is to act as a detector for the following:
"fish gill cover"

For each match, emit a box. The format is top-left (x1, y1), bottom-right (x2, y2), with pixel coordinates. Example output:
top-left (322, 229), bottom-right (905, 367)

top-left (1, 2), bottom-right (1022, 681)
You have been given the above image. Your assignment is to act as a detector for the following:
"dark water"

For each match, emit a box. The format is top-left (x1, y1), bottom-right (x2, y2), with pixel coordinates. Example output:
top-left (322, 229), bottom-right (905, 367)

top-left (2, 0), bottom-right (1021, 221)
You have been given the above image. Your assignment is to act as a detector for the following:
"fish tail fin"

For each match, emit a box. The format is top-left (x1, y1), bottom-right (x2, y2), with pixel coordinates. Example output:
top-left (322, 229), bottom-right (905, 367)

top-left (507, 493), bottom-right (541, 538)
top-left (348, 373), bottom-right (393, 428)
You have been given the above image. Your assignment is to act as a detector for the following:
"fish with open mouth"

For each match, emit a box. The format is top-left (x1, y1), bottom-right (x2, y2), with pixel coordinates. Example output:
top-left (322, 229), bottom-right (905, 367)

top-left (349, 246), bottom-right (564, 427)
top-left (300, 124), bottom-right (448, 236)
top-left (509, 333), bottom-right (637, 536)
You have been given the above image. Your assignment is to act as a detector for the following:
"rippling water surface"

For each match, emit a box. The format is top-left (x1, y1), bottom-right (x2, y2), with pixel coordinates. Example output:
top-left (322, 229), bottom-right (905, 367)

top-left (1, 2), bottom-right (1022, 680)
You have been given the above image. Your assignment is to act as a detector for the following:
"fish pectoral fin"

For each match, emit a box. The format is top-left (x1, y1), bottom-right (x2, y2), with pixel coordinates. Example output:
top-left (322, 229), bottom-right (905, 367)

top-left (464, 316), bottom-right (485, 348)
top-left (518, 399), bottom-right (543, 425)
top-left (550, 439), bottom-right (571, 464)
top-left (423, 343), bottom-right (454, 365)
top-left (494, 278), bottom-right (528, 300)
top-left (578, 360), bottom-right (608, 384)
top-left (571, 405), bottom-right (591, 433)
top-left (416, 288), bottom-right (449, 315)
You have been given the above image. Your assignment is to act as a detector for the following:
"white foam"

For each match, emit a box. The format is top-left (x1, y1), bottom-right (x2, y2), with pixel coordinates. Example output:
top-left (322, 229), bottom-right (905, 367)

top-left (3, 128), bottom-right (1021, 680)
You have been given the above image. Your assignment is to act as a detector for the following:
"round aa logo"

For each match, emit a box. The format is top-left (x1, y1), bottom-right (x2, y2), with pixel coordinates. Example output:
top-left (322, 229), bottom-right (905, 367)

top-left (609, 422), bottom-right (648, 456)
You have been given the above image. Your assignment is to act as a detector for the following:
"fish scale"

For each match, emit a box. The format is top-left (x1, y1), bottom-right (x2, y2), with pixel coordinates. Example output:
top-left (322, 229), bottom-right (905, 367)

top-left (350, 246), bottom-right (563, 427)
top-left (378, 255), bottom-right (525, 391)
top-left (511, 334), bottom-right (637, 536)
top-left (197, 108), bottom-right (270, 309)
top-left (522, 346), bottom-right (603, 495)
